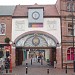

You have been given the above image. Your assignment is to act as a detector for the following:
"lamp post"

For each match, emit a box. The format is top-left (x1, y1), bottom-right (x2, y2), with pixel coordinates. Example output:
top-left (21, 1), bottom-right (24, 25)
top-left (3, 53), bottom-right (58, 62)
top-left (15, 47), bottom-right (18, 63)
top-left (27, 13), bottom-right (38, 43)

top-left (9, 41), bottom-right (12, 73)
top-left (72, 8), bottom-right (75, 73)
top-left (73, 13), bottom-right (75, 72)
top-left (70, 0), bottom-right (75, 72)
top-left (71, 7), bottom-right (75, 72)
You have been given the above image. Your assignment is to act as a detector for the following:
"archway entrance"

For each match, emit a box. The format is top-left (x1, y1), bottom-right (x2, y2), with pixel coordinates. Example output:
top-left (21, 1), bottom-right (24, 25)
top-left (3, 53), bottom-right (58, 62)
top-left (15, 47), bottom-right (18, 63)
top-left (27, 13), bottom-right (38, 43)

top-left (14, 31), bottom-right (59, 67)
top-left (15, 47), bottom-right (56, 67)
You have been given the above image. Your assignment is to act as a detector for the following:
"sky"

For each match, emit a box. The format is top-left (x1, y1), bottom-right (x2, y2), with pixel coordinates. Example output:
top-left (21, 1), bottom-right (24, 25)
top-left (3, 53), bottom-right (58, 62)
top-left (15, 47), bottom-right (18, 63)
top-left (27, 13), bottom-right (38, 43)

top-left (0, 0), bottom-right (57, 5)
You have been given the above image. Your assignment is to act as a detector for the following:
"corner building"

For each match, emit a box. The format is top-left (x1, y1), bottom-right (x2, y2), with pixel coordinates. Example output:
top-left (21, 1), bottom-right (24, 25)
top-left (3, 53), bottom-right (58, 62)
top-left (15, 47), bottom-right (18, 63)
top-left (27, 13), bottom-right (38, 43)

top-left (0, 0), bottom-right (75, 68)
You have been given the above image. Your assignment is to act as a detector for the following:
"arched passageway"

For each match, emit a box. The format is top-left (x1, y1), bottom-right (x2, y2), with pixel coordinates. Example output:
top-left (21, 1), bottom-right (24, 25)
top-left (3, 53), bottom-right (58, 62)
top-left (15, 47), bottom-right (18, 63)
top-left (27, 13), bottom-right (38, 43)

top-left (14, 31), bottom-right (59, 67)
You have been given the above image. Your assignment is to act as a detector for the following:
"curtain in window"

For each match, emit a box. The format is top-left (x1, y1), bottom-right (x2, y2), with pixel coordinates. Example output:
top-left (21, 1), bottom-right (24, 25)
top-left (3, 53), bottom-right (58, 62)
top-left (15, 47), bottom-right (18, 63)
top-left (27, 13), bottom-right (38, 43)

top-left (67, 47), bottom-right (74, 60)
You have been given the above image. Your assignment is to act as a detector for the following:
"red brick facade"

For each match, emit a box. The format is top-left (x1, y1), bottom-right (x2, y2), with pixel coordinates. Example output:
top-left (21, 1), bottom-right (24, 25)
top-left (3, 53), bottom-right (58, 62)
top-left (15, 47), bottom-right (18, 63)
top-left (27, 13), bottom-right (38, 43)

top-left (60, 0), bottom-right (75, 68)
top-left (0, 17), bottom-right (12, 43)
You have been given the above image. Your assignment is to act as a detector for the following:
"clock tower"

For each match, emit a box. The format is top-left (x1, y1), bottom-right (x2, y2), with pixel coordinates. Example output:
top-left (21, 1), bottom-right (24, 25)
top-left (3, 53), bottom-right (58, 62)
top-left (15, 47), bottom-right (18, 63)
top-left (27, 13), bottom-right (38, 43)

top-left (28, 8), bottom-right (44, 27)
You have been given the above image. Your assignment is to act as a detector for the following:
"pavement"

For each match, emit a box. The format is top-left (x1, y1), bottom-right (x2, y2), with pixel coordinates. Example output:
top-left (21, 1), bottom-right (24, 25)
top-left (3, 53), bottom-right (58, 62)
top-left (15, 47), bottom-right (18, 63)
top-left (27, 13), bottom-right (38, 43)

top-left (1, 58), bottom-right (75, 75)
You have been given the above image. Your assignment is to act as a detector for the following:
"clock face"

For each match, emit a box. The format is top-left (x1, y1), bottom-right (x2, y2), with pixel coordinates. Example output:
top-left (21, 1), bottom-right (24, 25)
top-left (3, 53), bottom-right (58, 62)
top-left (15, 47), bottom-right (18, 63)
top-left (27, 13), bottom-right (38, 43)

top-left (32, 37), bottom-right (40, 46)
top-left (32, 11), bottom-right (40, 20)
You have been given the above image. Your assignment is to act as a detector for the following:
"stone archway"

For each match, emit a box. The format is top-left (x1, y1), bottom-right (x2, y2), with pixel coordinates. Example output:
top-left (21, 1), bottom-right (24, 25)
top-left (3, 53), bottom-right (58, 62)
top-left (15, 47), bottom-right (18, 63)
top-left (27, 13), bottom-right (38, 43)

top-left (14, 31), bottom-right (61, 67)
top-left (14, 31), bottom-right (59, 47)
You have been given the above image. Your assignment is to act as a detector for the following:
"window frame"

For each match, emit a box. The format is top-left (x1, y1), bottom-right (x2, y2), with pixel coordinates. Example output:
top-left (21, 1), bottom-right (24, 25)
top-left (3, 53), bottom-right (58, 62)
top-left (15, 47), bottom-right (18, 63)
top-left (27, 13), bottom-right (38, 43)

top-left (67, 18), bottom-right (75, 36)
top-left (67, 47), bottom-right (74, 61)
top-left (66, 2), bottom-right (75, 12)
top-left (0, 23), bottom-right (6, 35)
top-left (67, 22), bottom-right (73, 36)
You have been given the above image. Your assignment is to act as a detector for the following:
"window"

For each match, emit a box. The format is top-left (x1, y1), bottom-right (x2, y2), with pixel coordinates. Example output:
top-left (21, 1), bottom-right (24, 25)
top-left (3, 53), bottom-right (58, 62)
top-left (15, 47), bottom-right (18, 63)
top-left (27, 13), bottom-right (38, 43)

top-left (0, 23), bottom-right (6, 35)
top-left (66, 2), bottom-right (75, 11)
top-left (67, 47), bottom-right (74, 60)
top-left (67, 21), bottom-right (75, 36)
top-left (67, 22), bottom-right (73, 35)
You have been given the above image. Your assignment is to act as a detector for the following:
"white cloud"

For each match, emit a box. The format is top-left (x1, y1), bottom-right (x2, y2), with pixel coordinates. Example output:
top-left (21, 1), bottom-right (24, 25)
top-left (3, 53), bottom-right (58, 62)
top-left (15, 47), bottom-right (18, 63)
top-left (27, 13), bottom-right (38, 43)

top-left (0, 0), bottom-right (57, 5)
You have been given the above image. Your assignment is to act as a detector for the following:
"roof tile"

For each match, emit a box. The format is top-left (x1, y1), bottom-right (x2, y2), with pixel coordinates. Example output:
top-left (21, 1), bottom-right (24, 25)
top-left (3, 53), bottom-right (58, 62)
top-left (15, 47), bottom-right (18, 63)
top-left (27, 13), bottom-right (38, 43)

top-left (13, 4), bottom-right (60, 17)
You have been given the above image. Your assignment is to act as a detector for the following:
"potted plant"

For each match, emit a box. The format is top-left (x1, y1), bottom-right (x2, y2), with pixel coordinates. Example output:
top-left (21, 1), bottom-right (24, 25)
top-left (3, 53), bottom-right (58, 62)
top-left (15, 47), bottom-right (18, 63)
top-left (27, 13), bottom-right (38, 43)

top-left (4, 37), bottom-right (10, 43)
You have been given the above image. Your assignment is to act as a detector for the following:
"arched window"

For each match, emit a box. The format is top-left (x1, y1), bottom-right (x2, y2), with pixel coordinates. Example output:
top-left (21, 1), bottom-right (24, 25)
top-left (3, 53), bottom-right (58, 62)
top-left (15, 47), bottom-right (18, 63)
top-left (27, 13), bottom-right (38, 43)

top-left (67, 47), bottom-right (74, 60)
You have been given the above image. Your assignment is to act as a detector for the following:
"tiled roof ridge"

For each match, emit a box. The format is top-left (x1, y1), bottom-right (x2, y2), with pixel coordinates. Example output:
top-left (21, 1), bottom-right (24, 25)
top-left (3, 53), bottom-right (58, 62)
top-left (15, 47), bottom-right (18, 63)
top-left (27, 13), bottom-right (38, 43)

top-left (0, 4), bottom-right (59, 16)
top-left (16, 4), bottom-right (55, 7)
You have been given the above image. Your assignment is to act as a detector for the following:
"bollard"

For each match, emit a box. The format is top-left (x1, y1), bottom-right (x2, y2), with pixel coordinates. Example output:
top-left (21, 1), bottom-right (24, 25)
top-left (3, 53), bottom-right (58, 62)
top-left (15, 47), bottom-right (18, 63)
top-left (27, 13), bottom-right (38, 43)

top-left (65, 64), bottom-right (67, 74)
top-left (1, 65), bottom-right (3, 74)
top-left (31, 59), bottom-right (32, 65)
top-left (6, 69), bottom-right (8, 73)
top-left (26, 63), bottom-right (28, 67)
top-left (26, 67), bottom-right (28, 74)
top-left (74, 61), bottom-right (75, 72)
top-left (47, 68), bottom-right (49, 74)
top-left (41, 59), bottom-right (43, 65)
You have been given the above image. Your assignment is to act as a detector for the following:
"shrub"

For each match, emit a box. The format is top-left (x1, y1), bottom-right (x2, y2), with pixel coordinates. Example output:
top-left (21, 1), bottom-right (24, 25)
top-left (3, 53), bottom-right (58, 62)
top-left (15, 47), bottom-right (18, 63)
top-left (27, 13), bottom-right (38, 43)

top-left (4, 37), bottom-right (10, 43)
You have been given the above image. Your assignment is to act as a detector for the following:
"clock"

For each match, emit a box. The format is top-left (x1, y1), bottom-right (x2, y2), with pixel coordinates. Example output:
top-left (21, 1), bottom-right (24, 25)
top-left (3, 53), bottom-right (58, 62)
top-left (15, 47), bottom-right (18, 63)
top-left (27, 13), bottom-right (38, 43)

top-left (32, 37), bottom-right (40, 46)
top-left (32, 11), bottom-right (40, 20)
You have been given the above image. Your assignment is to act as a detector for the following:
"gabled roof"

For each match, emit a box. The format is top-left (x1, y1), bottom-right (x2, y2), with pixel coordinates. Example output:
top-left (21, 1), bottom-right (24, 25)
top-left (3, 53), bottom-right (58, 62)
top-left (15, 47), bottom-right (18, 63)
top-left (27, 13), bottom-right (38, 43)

top-left (0, 4), bottom-right (60, 17)
top-left (0, 6), bottom-right (15, 16)
top-left (13, 4), bottom-right (60, 17)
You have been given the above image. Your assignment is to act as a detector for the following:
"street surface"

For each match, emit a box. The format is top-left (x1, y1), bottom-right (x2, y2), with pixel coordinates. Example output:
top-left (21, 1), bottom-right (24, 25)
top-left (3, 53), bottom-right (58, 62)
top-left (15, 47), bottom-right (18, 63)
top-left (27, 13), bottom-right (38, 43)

top-left (1, 59), bottom-right (75, 75)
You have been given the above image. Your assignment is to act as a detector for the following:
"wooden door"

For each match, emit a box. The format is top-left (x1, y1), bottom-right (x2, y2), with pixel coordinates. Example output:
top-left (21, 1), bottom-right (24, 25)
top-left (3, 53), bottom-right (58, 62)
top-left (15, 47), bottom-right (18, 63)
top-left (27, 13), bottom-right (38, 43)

top-left (15, 48), bottom-right (23, 66)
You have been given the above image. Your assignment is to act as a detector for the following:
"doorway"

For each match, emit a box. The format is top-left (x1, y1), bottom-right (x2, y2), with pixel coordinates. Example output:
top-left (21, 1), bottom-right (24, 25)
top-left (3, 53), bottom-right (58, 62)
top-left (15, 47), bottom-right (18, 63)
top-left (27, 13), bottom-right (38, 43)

top-left (50, 47), bottom-right (56, 66)
top-left (15, 48), bottom-right (23, 66)
top-left (15, 47), bottom-right (56, 67)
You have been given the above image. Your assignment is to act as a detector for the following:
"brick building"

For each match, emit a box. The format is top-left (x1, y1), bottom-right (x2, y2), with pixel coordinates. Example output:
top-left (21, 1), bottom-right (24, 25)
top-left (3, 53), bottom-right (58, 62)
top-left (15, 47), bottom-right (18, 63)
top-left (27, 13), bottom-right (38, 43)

top-left (60, 0), bottom-right (75, 68)
top-left (0, 0), bottom-right (75, 69)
